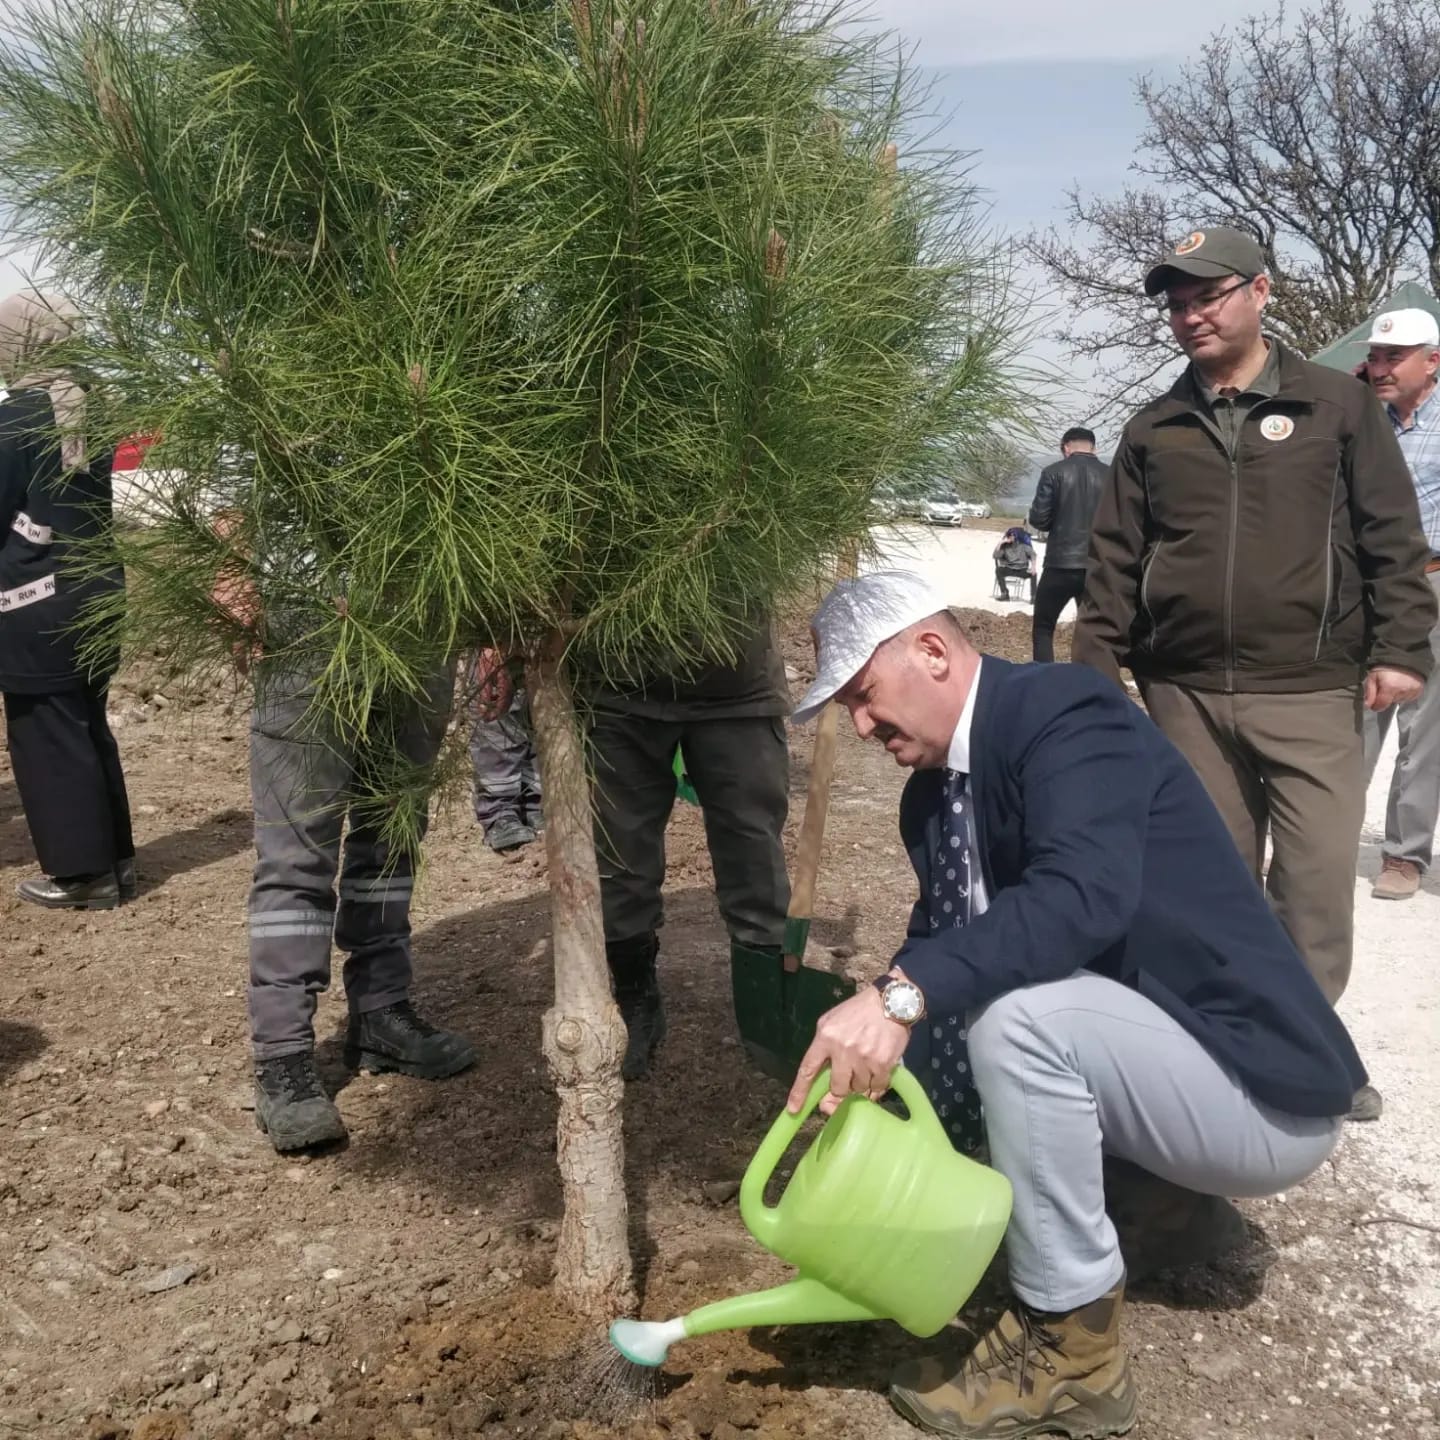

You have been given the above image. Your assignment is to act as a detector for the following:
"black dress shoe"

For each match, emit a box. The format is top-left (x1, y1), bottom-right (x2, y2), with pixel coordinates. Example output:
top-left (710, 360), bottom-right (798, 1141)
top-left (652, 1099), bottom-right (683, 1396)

top-left (17, 873), bottom-right (120, 911)
top-left (115, 858), bottom-right (138, 902)
top-left (344, 1001), bottom-right (477, 1079)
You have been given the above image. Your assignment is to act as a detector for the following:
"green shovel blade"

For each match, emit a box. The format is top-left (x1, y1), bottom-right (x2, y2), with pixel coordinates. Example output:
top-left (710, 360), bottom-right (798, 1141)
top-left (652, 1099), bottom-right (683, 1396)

top-left (672, 746), bottom-right (699, 806)
top-left (730, 940), bottom-right (854, 1082)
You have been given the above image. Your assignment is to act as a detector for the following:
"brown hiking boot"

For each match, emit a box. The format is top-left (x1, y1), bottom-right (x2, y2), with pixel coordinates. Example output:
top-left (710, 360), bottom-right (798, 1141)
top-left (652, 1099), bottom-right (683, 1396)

top-left (1103, 1159), bottom-right (1248, 1280)
top-left (1372, 857), bottom-right (1420, 900)
top-left (890, 1280), bottom-right (1137, 1438)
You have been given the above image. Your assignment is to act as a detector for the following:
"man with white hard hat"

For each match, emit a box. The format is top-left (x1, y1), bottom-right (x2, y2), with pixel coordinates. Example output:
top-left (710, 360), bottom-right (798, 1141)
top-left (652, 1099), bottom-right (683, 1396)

top-left (1358, 307), bottom-right (1440, 902)
top-left (786, 569), bottom-right (1362, 1440)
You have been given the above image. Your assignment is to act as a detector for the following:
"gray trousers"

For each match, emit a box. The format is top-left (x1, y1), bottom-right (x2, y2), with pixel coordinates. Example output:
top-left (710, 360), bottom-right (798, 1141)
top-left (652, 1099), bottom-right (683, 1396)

top-left (469, 690), bottom-right (541, 831)
top-left (968, 972), bottom-right (1342, 1312)
top-left (589, 710), bottom-right (790, 949)
top-left (1363, 572), bottom-right (1440, 870)
top-left (247, 665), bottom-right (452, 1059)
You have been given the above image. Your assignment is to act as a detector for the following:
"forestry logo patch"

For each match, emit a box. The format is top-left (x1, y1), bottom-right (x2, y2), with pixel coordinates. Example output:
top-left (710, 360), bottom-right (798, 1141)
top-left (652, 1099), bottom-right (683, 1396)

top-left (1261, 415), bottom-right (1295, 442)
top-left (1174, 232), bottom-right (1206, 255)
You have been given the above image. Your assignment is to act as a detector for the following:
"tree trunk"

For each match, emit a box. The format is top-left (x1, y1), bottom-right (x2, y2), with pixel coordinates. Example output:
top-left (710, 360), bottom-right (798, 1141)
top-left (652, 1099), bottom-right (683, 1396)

top-left (525, 631), bottom-right (635, 1316)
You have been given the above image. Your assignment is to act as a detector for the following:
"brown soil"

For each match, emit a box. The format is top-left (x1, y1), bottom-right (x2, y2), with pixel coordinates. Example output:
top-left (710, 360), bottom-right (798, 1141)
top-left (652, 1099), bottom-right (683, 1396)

top-left (1, 613), bottom-right (1432, 1440)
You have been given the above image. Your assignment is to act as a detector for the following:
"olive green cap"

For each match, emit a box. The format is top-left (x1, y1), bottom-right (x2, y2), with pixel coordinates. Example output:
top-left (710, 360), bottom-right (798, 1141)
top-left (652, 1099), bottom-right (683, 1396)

top-left (1144, 227), bottom-right (1266, 296)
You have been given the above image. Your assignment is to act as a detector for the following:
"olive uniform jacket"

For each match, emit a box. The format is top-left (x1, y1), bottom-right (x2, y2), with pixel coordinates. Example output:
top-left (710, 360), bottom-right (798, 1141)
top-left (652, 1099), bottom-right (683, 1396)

top-left (1074, 340), bottom-right (1436, 692)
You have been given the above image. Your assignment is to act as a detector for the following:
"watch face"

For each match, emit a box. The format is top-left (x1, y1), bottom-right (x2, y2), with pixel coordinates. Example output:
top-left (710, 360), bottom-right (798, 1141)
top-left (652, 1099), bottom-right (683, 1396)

top-left (884, 981), bottom-right (924, 1024)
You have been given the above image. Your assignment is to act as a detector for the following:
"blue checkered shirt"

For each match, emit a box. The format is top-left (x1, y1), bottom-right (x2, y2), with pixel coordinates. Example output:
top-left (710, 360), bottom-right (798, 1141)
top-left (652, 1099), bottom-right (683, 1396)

top-left (1390, 388), bottom-right (1440, 557)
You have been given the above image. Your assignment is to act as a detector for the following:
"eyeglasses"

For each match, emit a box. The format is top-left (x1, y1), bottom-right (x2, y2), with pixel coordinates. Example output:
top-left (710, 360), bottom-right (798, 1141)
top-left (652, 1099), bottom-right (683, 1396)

top-left (1164, 277), bottom-right (1254, 320)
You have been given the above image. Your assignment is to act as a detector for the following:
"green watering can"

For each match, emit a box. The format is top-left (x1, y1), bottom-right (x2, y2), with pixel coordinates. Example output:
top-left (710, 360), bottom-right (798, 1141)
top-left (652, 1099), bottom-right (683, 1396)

top-left (609, 1065), bottom-right (1013, 1366)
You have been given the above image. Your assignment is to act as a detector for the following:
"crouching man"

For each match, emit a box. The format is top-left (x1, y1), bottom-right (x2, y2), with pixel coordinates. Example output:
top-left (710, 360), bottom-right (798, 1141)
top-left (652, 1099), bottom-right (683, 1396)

top-left (787, 570), bottom-right (1363, 1440)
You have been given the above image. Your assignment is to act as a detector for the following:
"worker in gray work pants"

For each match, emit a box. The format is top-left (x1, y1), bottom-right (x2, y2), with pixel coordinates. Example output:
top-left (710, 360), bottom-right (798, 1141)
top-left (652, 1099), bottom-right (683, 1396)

top-left (245, 660), bottom-right (477, 1152)
top-left (466, 650), bottom-right (542, 853)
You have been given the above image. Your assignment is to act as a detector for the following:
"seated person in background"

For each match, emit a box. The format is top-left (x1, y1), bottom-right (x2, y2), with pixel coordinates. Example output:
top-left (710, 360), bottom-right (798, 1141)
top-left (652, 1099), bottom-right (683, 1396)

top-left (992, 526), bottom-right (1036, 602)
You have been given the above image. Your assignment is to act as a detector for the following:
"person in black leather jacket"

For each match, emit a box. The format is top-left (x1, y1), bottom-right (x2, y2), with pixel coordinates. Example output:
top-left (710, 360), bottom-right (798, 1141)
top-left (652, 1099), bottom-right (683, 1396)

top-left (1027, 427), bottom-right (1107, 662)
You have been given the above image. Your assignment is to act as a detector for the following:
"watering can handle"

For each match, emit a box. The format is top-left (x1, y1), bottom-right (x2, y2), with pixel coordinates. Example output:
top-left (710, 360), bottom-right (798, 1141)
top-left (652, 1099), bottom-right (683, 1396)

top-left (739, 1063), bottom-right (946, 1252)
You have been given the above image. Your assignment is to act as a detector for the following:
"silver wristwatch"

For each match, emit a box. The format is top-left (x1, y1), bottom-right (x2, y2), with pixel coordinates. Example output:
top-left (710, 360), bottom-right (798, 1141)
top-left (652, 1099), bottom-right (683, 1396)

top-left (872, 974), bottom-right (926, 1026)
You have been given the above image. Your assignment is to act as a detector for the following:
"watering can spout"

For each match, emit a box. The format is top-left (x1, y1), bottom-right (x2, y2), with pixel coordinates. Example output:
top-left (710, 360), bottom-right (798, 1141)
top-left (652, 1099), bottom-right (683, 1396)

top-left (682, 1275), bottom-right (880, 1342)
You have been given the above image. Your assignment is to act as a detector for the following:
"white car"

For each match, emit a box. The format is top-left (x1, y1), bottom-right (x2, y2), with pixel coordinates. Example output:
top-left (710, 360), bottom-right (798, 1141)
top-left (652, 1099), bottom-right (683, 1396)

top-left (920, 497), bottom-right (963, 526)
top-left (956, 500), bottom-right (992, 519)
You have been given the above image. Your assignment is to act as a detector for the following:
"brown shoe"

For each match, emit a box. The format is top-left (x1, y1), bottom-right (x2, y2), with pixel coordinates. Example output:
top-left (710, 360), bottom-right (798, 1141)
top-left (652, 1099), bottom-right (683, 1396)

top-left (890, 1279), bottom-right (1137, 1438)
top-left (1372, 857), bottom-right (1420, 900)
top-left (1103, 1159), bottom-right (1248, 1280)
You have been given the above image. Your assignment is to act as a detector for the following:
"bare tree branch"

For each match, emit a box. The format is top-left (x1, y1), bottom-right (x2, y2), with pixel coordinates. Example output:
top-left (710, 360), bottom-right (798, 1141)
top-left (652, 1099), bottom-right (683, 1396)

top-left (1025, 0), bottom-right (1440, 422)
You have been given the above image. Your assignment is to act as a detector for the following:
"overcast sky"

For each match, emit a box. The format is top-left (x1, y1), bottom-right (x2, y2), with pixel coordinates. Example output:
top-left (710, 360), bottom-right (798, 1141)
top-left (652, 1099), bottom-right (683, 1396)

top-left (854, 0), bottom-right (1263, 65)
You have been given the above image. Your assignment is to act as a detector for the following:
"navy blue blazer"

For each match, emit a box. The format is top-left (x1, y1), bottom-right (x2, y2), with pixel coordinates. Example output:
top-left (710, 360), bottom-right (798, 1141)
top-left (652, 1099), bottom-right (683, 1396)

top-left (894, 658), bottom-right (1365, 1119)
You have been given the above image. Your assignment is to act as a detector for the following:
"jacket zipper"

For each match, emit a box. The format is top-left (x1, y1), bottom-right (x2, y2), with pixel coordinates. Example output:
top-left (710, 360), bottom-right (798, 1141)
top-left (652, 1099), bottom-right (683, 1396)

top-left (1223, 449), bottom-right (1239, 694)
top-left (1315, 459), bottom-right (1341, 660)
top-left (1140, 541), bottom-right (1161, 646)
top-left (1317, 545), bottom-right (1334, 660)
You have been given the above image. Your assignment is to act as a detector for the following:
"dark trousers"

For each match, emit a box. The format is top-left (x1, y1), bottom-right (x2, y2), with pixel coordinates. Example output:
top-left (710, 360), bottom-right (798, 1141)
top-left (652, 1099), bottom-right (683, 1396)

top-left (4, 679), bottom-right (134, 877)
top-left (589, 711), bottom-right (790, 949)
top-left (1032, 566), bottom-right (1087, 663)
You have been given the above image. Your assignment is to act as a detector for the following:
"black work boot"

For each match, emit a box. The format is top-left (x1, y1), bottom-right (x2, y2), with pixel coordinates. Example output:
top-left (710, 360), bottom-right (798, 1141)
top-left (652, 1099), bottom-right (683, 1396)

top-left (484, 814), bottom-right (537, 854)
top-left (115, 858), bottom-right (138, 902)
top-left (254, 1052), bottom-right (348, 1152)
top-left (344, 1001), bottom-right (477, 1079)
top-left (608, 932), bottom-right (666, 1081)
top-left (17, 872), bottom-right (120, 911)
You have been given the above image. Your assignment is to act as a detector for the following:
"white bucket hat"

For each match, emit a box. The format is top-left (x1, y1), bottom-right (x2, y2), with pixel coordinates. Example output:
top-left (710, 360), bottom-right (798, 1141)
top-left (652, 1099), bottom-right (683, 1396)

top-left (792, 569), bottom-right (957, 724)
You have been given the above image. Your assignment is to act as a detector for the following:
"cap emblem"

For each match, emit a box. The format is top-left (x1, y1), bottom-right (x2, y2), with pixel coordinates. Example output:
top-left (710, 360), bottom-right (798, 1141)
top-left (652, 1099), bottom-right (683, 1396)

top-left (1174, 231), bottom-right (1206, 255)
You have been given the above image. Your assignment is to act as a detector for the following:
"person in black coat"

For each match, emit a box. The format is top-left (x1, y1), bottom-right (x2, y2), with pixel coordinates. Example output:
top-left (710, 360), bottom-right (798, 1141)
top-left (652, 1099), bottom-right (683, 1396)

top-left (0, 289), bottom-right (133, 910)
top-left (1026, 425), bottom-right (1107, 661)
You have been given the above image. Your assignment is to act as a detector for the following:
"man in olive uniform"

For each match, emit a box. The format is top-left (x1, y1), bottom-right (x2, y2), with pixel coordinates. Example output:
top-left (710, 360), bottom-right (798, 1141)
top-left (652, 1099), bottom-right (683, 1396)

top-left (1076, 225), bottom-right (1435, 1124)
top-left (588, 617), bottom-right (791, 1080)
top-left (213, 515), bottom-right (477, 1154)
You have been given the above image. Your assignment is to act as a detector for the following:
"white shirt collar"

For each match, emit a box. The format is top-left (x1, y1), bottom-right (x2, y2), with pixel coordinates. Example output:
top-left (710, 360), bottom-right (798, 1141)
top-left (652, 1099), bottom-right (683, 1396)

top-left (946, 658), bottom-right (982, 774)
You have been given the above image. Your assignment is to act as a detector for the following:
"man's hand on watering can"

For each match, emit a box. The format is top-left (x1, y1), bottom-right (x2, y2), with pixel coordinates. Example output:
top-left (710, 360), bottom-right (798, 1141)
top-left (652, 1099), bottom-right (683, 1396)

top-left (786, 974), bottom-right (911, 1117)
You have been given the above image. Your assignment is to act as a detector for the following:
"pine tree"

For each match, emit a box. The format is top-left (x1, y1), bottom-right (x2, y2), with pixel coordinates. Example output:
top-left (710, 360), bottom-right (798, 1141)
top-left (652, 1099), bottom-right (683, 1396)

top-left (0, 0), bottom-right (1025, 1312)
